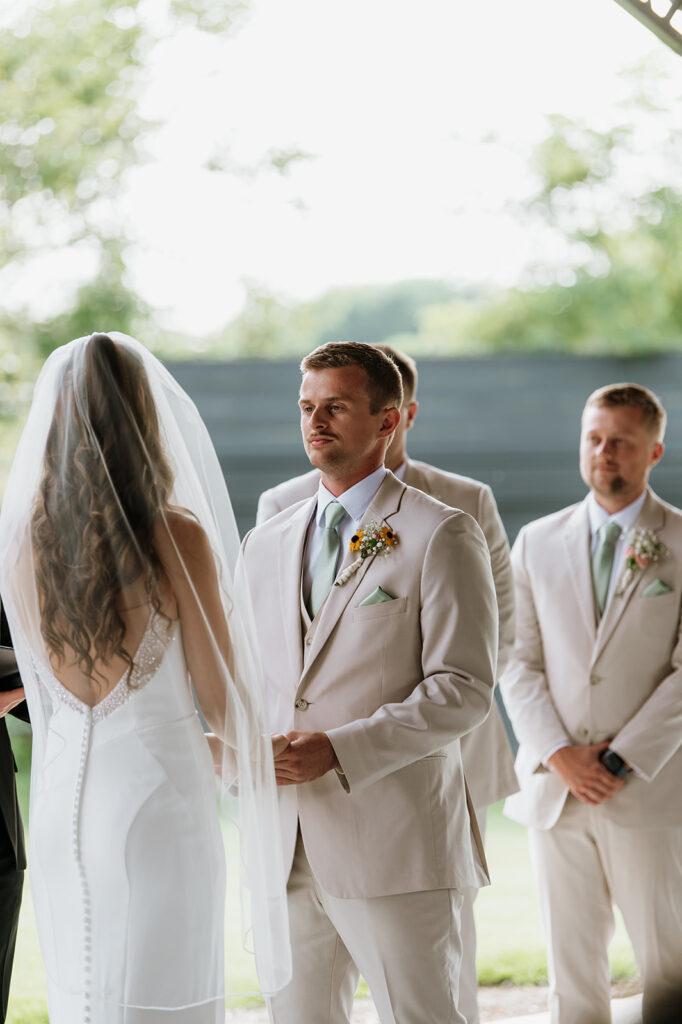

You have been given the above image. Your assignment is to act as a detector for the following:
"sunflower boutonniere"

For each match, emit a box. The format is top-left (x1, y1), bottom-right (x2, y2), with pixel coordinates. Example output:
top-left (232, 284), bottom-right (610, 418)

top-left (334, 520), bottom-right (398, 587)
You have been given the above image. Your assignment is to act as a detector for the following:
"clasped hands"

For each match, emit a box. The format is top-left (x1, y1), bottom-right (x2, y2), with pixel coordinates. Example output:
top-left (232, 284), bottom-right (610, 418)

top-left (547, 741), bottom-right (629, 805)
top-left (204, 730), bottom-right (340, 784)
top-left (271, 731), bottom-right (340, 786)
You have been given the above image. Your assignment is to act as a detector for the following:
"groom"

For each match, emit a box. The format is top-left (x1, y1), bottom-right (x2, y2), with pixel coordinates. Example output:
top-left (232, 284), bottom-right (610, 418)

top-left (257, 342), bottom-right (518, 1023)
top-left (241, 342), bottom-right (498, 1023)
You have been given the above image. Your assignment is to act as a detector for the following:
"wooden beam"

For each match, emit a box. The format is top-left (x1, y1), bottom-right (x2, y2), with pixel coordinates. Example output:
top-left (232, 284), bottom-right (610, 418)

top-left (612, 0), bottom-right (682, 56)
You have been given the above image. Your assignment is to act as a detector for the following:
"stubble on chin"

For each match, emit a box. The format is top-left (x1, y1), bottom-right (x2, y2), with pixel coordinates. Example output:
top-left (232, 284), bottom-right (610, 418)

top-left (306, 447), bottom-right (355, 495)
top-left (306, 444), bottom-right (340, 474)
top-left (306, 444), bottom-right (328, 469)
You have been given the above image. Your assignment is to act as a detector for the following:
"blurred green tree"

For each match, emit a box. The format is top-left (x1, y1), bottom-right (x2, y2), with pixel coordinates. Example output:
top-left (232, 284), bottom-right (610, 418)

top-left (0, 0), bottom-right (151, 359)
top-left (194, 279), bottom-right (459, 358)
top-left (0, 0), bottom-right (252, 369)
top-left (198, 62), bottom-right (682, 361)
top-left (434, 62), bottom-right (682, 356)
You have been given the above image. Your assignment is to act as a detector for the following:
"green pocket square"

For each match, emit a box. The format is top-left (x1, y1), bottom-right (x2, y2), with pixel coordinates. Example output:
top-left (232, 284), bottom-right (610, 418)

top-left (642, 579), bottom-right (673, 597)
top-left (359, 586), bottom-right (395, 607)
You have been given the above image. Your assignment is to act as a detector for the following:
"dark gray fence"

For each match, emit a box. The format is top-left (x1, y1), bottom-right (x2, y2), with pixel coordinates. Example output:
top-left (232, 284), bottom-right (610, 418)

top-left (168, 354), bottom-right (682, 542)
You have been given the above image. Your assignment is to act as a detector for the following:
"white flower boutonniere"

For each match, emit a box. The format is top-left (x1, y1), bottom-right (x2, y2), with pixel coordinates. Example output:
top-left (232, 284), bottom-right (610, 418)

top-left (334, 520), bottom-right (398, 587)
top-left (615, 528), bottom-right (666, 596)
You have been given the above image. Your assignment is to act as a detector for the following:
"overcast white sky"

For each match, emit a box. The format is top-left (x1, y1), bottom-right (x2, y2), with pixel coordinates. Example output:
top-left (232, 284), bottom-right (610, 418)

top-left (7, 0), bottom-right (679, 335)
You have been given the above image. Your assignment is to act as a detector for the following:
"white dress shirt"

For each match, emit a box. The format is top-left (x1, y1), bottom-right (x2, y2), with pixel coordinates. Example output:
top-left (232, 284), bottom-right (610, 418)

top-left (302, 467), bottom-right (387, 603)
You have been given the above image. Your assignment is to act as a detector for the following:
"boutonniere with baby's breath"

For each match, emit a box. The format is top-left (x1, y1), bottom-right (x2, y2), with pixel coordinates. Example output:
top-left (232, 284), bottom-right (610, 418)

top-left (615, 527), bottom-right (666, 596)
top-left (334, 520), bottom-right (398, 587)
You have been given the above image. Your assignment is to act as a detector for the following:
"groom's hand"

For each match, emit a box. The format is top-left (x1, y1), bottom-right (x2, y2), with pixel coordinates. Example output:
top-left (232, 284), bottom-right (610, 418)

top-left (274, 731), bottom-right (340, 786)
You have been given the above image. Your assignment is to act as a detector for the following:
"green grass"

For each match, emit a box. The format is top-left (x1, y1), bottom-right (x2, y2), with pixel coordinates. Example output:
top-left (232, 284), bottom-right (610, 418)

top-left (5, 729), bottom-right (637, 1021)
top-left (475, 803), bottom-right (637, 986)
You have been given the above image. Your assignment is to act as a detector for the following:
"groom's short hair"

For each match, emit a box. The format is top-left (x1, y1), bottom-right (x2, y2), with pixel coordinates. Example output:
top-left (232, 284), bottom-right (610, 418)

top-left (583, 383), bottom-right (667, 441)
top-left (301, 342), bottom-right (403, 414)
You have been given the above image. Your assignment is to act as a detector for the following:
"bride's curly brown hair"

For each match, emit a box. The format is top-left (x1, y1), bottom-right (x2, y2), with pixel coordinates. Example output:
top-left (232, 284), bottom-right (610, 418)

top-left (31, 334), bottom-right (174, 687)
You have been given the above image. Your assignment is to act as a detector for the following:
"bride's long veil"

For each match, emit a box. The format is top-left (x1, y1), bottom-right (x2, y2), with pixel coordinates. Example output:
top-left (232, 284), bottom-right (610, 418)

top-left (0, 333), bottom-right (291, 1005)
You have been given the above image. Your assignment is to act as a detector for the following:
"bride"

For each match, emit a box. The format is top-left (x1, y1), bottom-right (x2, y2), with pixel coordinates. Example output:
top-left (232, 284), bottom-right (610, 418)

top-left (0, 334), bottom-right (290, 1022)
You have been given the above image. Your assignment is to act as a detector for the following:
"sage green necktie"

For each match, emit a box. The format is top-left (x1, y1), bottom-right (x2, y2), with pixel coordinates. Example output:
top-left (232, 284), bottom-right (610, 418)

top-left (310, 501), bottom-right (346, 617)
top-left (592, 521), bottom-right (622, 615)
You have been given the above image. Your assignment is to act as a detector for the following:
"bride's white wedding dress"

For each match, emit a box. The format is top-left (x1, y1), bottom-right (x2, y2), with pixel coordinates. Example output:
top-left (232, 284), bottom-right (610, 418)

top-left (0, 332), bottom-right (291, 1020)
top-left (30, 612), bottom-right (226, 1024)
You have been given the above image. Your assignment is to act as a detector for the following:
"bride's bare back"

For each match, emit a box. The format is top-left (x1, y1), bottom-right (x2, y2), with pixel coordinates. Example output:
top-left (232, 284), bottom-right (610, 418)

top-left (47, 510), bottom-right (229, 730)
top-left (48, 579), bottom-right (177, 708)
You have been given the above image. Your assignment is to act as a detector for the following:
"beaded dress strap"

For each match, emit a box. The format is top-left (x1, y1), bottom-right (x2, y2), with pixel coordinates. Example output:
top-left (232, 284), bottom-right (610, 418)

top-left (45, 613), bottom-right (178, 722)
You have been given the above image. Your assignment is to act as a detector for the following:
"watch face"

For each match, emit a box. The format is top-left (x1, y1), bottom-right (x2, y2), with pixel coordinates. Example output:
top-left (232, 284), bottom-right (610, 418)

top-left (602, 750), bottom-right (624, 774)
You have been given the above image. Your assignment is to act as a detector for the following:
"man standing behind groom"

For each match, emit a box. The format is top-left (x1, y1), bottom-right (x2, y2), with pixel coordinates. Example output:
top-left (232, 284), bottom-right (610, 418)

top-left (257, 344), bottom-right (518, 1024)
top-left (241, 342), bottom-right (498, 1024)
top-left (502, 384), bottom-right (682, 1024)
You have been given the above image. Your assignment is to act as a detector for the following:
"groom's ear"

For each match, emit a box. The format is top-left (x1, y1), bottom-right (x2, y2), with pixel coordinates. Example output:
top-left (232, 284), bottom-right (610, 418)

top-left (379, 407), bottom-right (401, 437)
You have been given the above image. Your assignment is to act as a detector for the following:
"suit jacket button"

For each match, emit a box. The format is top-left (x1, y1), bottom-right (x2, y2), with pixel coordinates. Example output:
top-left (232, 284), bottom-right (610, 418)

top-left (295, 698), bottom-right (309, 711)
top-left (590, 674), bottom-right (600, 685)
top-left (305, 636), bottom-right (313, 646)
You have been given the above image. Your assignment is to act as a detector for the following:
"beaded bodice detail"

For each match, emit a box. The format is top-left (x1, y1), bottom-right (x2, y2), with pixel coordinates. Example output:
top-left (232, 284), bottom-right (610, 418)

top-left (44, 613), bottom-right (178, 723)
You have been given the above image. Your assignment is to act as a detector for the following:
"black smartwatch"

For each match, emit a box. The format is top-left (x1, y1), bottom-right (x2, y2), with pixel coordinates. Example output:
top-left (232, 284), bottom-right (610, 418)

top-left (599, 748), bottom-right (630, 778)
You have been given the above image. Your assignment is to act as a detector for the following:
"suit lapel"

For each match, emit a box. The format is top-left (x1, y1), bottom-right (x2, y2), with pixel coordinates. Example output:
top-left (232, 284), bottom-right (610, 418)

top-left (278, 497), bottom-right (316, 683)
top-left (561, 499), bottom-right (598, 640)
top-left (593, 490), bottom-right (666, 660)
top-left (300, 473), bottom-right (406, 682)
top-left (403, 460), bottom-right (440, 501)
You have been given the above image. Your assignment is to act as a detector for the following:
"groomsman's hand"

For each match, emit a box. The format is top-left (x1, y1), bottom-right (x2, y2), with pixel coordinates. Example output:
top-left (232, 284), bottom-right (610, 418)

top-left (274, 731), bottom-right (340, 785)
top-left (547, 741), bottom-right (625, 804)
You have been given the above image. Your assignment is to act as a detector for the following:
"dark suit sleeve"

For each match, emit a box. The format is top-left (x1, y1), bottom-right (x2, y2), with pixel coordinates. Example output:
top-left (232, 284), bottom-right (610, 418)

top-left (0, 604), bottom-right (12, 649)
top-left (1, 603), bottom-right (29, 724)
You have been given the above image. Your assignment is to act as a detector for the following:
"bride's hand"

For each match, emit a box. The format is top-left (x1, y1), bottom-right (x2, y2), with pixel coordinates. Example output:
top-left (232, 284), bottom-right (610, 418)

top-left (205, 732), bottom-right (290, 775)
top-left (271, 733), bottom-right (290, 758)
top-left (204, 733), bottom-right (224, 775)
top-left (0, 687), bottom-right (25, 719)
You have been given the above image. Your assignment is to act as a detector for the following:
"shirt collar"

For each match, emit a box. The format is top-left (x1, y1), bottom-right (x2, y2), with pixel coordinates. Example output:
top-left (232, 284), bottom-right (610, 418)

top-left (587, 489), bottom-right (648, 539)
top-left (392, 461), bottom-right (407, 481)
top-left (315, 467), bottom-right (387, 527)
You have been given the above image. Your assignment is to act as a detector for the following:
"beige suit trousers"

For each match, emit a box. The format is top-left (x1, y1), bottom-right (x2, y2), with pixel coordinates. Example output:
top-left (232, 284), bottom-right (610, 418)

top-left (458, 807), bottom-right (487, 1024)
top-left (529, 796), bottom-right (682, 1024)
top-left (267, 830), bottom-right (466, 1024)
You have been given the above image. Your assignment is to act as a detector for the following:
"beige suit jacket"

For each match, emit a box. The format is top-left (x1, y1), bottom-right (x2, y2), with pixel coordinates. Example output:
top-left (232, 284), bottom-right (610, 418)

top-left (502, 488), bottom-right (682, 831)
top-left (243, 472), bottom-right (498, 898)
top-left (257, 460), bottom-right (518, 807)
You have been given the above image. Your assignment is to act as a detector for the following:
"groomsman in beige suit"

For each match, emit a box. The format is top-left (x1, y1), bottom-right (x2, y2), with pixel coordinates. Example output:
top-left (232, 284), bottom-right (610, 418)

top-left (501, 384), bottom-right (682, 1024)
top-left (257, 344), bottom-right (518, 1024)
top-left (242, 342), bottom-right (498, 1024)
